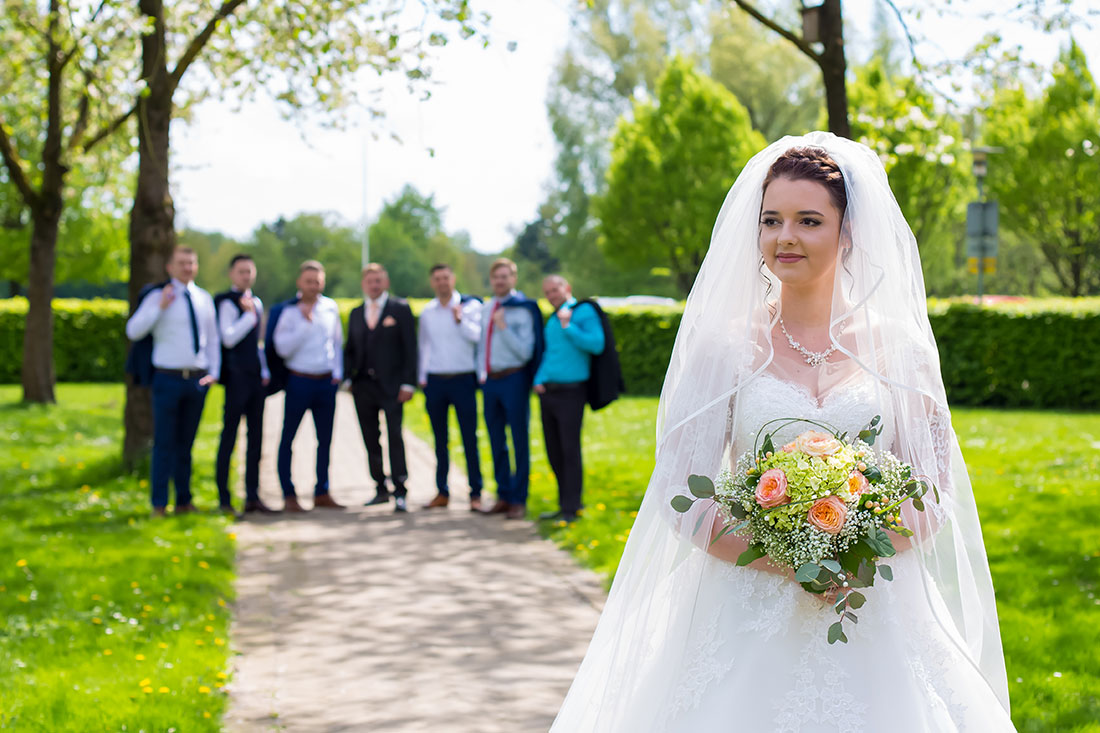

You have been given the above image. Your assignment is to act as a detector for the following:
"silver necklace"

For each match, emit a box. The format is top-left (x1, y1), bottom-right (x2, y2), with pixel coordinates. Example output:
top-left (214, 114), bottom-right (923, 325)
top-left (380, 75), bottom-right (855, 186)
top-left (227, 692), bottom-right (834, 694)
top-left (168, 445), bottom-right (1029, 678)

top-left (779, 317), bottom-right (838, 367)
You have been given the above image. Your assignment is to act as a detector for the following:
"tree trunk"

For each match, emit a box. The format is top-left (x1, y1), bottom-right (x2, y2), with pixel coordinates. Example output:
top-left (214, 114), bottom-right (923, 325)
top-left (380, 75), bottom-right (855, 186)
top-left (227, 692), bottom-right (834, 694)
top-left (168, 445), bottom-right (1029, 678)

top-left (21, 0), bottom-right (67, 404)
top-left (818, 0), bottom-right (850, 138)
top-left (123, 0), bottom-right (177, 468)
top-left (21, 204), bottom-right (62, 403)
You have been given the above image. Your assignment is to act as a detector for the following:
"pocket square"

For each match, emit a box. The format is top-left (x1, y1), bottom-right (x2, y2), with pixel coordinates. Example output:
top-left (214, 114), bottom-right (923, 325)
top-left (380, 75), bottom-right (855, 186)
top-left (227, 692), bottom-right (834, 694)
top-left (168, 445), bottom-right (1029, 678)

top-left (382, 315), bottom-right (397, 327)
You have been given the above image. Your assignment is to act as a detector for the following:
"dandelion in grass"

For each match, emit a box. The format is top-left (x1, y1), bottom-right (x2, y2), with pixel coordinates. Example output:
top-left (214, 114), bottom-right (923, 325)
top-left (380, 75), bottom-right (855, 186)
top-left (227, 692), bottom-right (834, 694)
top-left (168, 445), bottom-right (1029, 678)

top-left (158, 686), bottom-right (169, 694)
top-left (198, 561), bottom-right (210, 569)
top-left (135, 654), bottom-right (145, 661)
top-left (138, 678), bottom-right (151, 687)
top-left (103, 649), bottom-right (112, 656)
top-left (199, 685), bottom-right (211, 694)
top-left (16, 559), bottom-right (27, 567)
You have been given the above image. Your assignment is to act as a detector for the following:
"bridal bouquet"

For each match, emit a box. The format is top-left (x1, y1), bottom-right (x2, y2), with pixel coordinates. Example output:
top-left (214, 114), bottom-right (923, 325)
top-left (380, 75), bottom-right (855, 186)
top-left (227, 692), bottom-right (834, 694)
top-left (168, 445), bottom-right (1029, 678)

top-left (670, 416), bottom-right (937, 644)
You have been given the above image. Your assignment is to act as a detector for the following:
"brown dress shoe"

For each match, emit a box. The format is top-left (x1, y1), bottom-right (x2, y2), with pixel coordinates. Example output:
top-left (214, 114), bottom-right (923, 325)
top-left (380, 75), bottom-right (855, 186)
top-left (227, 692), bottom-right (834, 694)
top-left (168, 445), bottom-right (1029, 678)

top-left (151, 507), bottom-right (168, 518)
top-left (505, 505), bottom-right (527, 520)
top-left (422, 493), bottom-right (449, 510)
top-left (283, 497), bottom-right (308, 513)
top-left (469, 496), bottom-right (482, 512)
top-left (313, 494), bottom-right (345, 510)
top-left (480, 499), bottom-right (511, 515)
top-left (174, 503), bottom-right (197, 515)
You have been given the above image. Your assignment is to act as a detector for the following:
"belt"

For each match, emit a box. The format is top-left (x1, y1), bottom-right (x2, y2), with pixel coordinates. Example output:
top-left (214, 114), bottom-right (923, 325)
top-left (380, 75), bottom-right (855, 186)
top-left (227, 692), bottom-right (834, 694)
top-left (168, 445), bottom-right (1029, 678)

top-left (156, 368), bottom-right (207, 380)
top-left (289, 370), bottom-right (333, 380)
top-left (542, 381), bottom-right (585, 392)
top-left (429, 371), bottom-right (476, 380)
top-left (487, 367), bottom-right (523, 380)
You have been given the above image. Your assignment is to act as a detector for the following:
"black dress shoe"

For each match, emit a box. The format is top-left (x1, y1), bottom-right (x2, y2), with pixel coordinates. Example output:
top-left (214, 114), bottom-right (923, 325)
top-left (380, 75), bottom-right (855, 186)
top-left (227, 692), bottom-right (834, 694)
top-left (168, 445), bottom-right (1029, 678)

top-left (218, 504), bottom-right (242, 520)
top-left (394, 497), bottom-right (408, 513)
top-left (561, 512), bottom-right (578, 523)
top-left (364, 493), bottom-right (390, 506)
top-left (539, 509), bottom-right (564, 521)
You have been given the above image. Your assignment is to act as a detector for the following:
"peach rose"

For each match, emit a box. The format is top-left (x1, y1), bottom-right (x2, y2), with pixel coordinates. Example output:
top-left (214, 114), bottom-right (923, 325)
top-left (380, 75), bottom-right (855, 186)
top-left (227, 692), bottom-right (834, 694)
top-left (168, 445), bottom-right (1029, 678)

top-left (808, 495), bottom-right (848, 534)
top-left (755, 468), bottom-right (789, 509)
top-left (795, 430), bottom-right (843, 458)
top-left (780, 441), bottom-right (796, 453)
top-left (847, 470), bottom-right (870, 496)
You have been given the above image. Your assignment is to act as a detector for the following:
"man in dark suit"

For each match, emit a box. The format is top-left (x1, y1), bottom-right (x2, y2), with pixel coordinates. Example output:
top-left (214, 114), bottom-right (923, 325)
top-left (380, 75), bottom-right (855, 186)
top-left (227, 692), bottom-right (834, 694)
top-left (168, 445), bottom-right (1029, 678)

top-left (344, 263), bottom-right (418, 513)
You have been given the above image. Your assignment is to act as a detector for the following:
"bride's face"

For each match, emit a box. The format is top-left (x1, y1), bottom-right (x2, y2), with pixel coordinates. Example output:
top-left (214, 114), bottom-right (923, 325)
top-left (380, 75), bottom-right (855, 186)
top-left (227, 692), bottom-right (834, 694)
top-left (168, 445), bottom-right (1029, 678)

top-left (759, 177), bottom-right (843, 288)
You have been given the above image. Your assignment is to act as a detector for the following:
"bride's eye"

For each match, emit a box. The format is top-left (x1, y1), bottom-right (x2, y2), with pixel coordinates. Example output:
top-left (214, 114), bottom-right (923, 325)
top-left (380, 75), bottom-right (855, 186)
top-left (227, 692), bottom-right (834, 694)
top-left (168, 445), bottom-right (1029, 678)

top-left (760, 216), bottom-right (779, 227)
top-left (801, 217), bottom-right (822, 227)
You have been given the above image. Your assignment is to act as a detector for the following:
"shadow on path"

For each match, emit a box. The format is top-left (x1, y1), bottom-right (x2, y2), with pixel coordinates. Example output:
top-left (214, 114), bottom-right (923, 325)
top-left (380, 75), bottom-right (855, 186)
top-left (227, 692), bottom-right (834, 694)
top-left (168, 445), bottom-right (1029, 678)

top-left (226, 392), bottom-right (603, 732)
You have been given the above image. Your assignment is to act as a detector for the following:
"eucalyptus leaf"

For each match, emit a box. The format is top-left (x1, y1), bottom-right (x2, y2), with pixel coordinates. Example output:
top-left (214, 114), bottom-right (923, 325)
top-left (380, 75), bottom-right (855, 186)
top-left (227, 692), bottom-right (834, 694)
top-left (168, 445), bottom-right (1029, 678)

top-left (692, 511), bottom-right (707, 537)
top-left (688, 474), bottom-right (715, 499)
top-left (670, 495), bottom-right (694, 513)
top-left (879, 564), bottom-right (893, 581)
top-left (846, 591), bottom-right (866, 609)
top-left (843, 611), bottom-right (859, 624)
top-left (728, 502), bottom-right (748, 520)
top-left (912, 497), bottom-right (925, 512)
top-left (820, 559), bottom-right (842, 574)
top-left (827, 621), bottom-right (848, 645)
top-left (736, 544), bottom-right (767, 567)
top-left (795, 562), bottom-right (822, 583)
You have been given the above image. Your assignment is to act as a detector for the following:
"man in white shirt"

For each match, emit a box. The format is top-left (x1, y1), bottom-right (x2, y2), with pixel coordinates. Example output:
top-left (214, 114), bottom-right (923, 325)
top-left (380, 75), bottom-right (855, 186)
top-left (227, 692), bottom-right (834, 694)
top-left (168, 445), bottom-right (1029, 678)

top-left (272, 260), bottom-right (345, 513)
top-left (214, 254), bottom-right (277, 516)
top-left (125, 246), bottom-right (220, 517)
top-left (417, 264), bottom-right (484, 511)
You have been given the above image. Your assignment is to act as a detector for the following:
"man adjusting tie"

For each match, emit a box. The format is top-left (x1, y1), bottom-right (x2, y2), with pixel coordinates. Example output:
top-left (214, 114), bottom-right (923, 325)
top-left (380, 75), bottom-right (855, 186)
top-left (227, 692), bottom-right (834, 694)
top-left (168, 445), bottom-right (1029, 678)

top-left (125, 246), bottom-right (220, 517)
top-left (272, 260), bottom-right (345, 513)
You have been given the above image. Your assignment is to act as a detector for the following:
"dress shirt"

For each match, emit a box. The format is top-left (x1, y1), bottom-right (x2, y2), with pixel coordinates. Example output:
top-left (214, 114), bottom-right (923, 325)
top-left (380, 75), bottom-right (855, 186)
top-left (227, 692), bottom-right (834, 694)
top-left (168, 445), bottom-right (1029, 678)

top-left (273, 295), bottom-right (343, 380)
top-left (534, 298), bottom-right (605, 385)
top-left (418, 291), bottom-right (482, 383)
top-left (218, 289), bottom-right (270, 380)
top-left (126, 278), bottom-right (220, 380)
top-left (364, 291), bottom-right (389, 326)
top-left (476, 290), bottom-right (536, 381)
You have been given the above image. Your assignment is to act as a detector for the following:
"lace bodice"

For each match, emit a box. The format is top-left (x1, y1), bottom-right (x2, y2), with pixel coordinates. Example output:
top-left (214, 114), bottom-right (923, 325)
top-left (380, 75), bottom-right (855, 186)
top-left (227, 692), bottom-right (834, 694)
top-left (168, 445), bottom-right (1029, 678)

top-left (732, 371), bottom-right (895, 458)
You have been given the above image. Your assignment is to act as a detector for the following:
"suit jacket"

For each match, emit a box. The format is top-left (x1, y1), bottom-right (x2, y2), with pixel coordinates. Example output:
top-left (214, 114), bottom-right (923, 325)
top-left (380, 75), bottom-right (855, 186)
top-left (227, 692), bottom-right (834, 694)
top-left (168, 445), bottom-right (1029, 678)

top-left (344, 296), bottom-right (417, 399)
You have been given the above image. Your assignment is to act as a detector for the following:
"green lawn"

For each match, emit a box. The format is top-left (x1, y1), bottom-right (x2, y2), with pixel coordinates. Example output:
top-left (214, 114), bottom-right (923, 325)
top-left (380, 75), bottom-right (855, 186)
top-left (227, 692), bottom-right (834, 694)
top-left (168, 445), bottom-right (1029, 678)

top-left (0, 384), bottom-right (235, 731)
top-left (407, 393), bottom-right (1100, 732)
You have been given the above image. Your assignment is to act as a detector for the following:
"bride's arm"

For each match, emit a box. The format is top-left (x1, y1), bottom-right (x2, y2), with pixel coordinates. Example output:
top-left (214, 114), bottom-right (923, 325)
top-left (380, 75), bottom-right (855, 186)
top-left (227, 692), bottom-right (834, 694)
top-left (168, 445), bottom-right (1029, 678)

top-left (705, 512), bottom-right (796, 581)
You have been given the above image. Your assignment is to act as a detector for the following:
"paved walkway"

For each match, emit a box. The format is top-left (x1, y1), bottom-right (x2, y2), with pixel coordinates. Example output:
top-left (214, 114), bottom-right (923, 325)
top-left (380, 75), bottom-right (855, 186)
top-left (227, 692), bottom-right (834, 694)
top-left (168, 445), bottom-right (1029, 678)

top-left (225, 392), bottom-right (604, 732)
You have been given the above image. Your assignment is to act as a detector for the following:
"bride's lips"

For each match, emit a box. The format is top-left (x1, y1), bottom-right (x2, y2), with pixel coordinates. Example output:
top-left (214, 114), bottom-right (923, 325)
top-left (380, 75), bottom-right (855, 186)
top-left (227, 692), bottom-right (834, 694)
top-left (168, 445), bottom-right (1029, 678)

top-left (776, 253), bottom-right (805, 263)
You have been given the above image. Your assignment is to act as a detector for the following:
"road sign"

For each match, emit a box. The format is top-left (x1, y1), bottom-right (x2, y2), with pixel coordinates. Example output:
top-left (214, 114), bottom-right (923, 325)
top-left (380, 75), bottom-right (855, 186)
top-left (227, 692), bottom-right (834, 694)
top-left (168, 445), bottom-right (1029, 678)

top-left (966, 201), bottom-right (999, 258)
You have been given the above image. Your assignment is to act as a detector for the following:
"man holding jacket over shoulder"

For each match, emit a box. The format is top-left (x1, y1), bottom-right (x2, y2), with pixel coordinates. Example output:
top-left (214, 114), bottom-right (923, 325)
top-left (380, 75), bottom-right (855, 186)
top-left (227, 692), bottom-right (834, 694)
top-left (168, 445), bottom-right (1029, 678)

top-left (534, 275), bottom-right (605, 524)
top-left (345, 263), bottom-right (418, 513)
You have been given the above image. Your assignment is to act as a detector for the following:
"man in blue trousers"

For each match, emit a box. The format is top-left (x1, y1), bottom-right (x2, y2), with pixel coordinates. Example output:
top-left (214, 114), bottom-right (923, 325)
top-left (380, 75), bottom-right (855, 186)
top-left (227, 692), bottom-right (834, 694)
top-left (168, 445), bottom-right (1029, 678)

top-left (125, 246), bottom-right (220, 517)
top-left (418, 264), bottom-right (484, 511)
top-left (272, 260), bottom-right (345, 513)
top-left (476, 258), bottom-right (543, 520)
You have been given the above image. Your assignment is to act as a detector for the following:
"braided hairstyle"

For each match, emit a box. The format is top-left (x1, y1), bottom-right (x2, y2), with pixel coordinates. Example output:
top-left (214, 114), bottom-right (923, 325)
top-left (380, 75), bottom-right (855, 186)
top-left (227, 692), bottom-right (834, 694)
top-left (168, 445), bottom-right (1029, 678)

top-left (761, 146), bottom-right (848, 215)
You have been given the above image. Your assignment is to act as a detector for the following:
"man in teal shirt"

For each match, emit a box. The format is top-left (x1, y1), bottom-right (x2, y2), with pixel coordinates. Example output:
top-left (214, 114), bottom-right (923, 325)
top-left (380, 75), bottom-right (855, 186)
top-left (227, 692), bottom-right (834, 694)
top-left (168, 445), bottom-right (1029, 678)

top-left (534, 275), bottom-right (605, 523)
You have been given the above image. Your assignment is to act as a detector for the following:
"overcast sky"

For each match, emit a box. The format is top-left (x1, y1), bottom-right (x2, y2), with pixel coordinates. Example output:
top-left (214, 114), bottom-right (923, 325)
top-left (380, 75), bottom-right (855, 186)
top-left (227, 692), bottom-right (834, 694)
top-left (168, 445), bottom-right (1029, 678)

top-left (170, 0), bottom-right (1099, 254)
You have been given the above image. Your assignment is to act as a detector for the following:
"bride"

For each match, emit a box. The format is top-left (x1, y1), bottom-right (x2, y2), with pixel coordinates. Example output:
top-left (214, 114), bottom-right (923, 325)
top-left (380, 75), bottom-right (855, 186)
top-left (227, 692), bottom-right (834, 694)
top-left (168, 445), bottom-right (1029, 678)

top-left (550, 133), bottom-right (1016, 732)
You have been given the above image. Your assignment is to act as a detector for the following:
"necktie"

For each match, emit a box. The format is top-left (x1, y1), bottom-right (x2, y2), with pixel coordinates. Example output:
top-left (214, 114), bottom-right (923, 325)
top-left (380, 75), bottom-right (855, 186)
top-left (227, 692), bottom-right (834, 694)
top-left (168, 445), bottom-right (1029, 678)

top-left (485, 300), bottom-right (500, 374)
top-left (367, 300), bottom-right (380, 329)
top-left (182, 288), bottom-right (200, 354)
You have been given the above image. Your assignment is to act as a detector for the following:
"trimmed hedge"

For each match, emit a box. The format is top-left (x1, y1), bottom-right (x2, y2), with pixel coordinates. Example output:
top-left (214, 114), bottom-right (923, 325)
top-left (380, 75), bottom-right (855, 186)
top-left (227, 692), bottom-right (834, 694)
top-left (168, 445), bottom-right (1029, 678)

top-left (2, 296), bottom-right (1098, 409)
top-left (0, 298), bottom-right (129, 384)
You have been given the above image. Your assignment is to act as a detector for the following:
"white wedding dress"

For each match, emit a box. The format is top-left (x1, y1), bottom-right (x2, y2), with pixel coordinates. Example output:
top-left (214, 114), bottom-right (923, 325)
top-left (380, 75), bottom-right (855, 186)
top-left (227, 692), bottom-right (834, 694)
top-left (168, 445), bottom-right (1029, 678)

top-left (652, 372), bottom-right (1015, 732)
